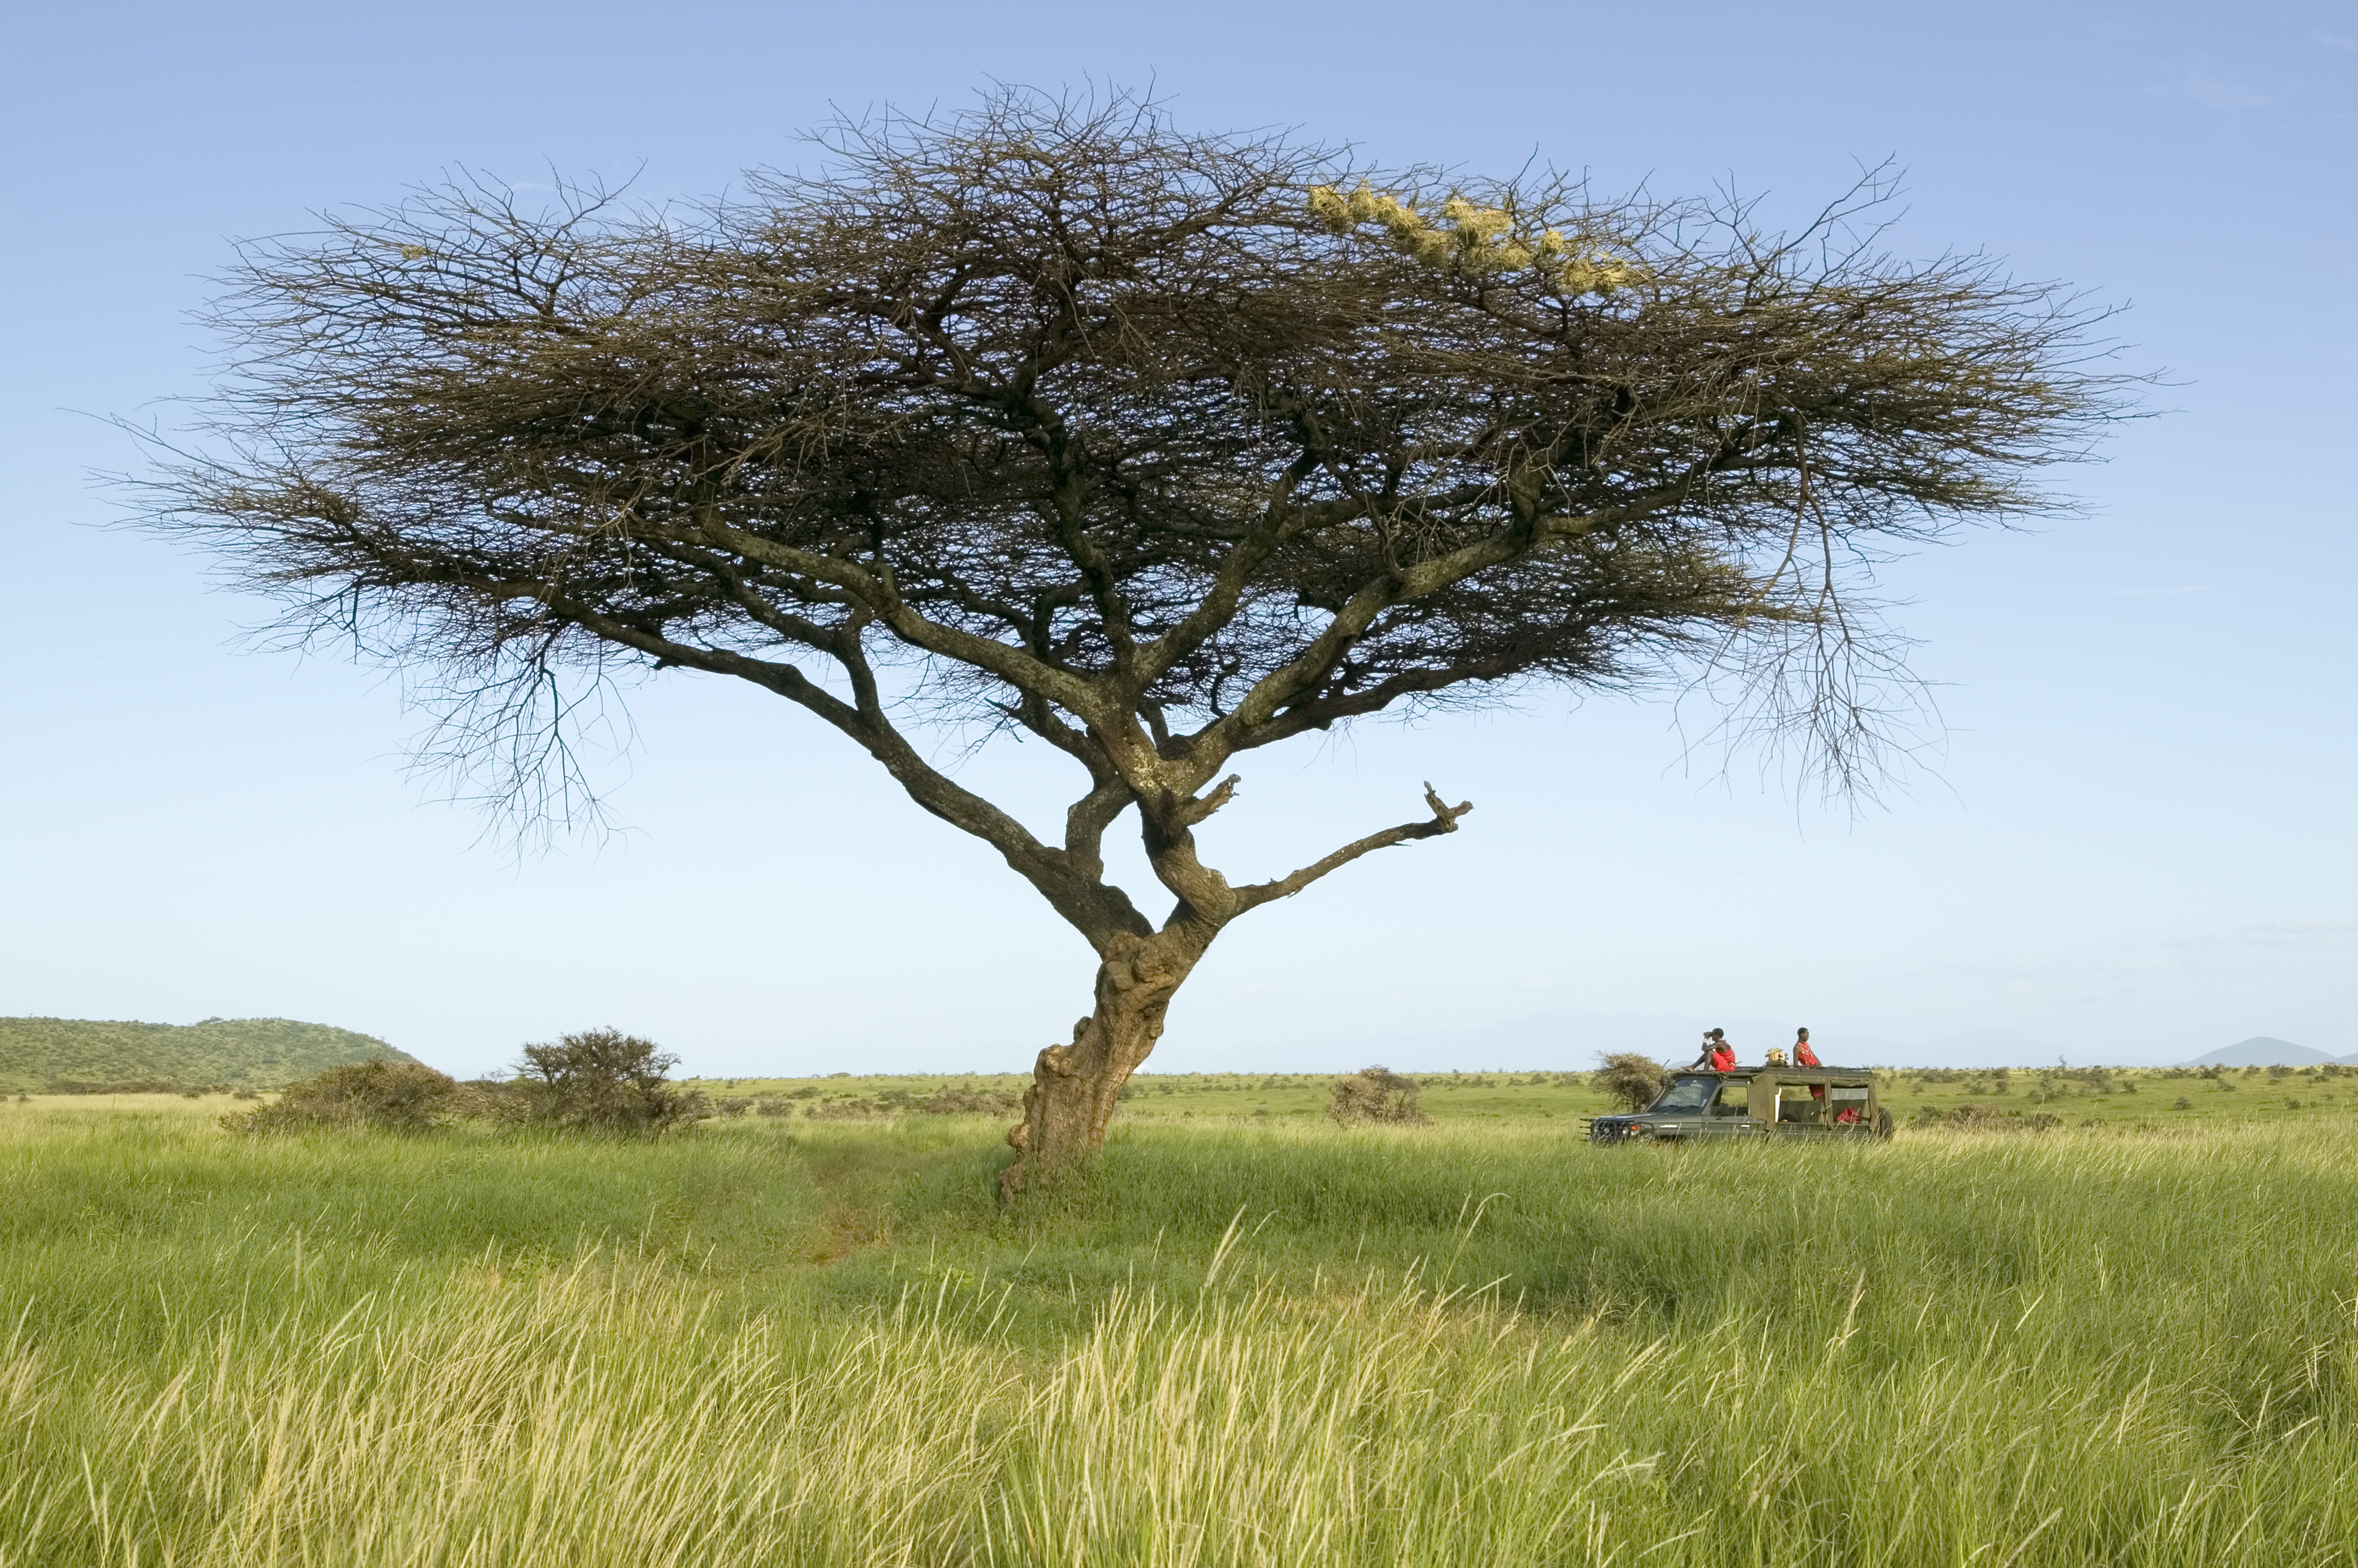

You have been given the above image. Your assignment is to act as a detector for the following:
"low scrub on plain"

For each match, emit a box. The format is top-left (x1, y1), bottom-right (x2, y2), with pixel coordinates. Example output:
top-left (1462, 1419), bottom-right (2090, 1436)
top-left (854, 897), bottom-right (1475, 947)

top-left (1592, 1051), bottom-right (1669, 1111)
top-left (222, 1029), bottom-right (709, 1137)
top-left (1918, 1102), bottom-right (2067, 1132)
top-left (220, 1059), bottom-right (461, 1133)
top-left (1327, 1064), bottom-right (1430, 1125)
top-left (511, 1028), bottom-right (707, 1132)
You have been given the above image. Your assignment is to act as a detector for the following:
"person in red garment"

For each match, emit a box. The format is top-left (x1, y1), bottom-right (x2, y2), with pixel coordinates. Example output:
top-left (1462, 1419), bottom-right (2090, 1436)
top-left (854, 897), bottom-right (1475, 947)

top-left (1688, 1029), bottom-right (1738, 1072)
top-left (1793, 1027), bottom-right (1828, 1104)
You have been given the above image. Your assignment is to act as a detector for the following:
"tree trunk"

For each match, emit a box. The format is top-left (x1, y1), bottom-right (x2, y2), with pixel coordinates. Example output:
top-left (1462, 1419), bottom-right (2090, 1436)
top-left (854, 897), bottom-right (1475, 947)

top-left (1000, 927), bottom-right (1210, 1200)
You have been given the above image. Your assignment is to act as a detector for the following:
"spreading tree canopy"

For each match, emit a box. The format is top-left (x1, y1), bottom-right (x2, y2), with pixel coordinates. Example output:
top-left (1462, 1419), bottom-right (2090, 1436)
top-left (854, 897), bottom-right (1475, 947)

top-left (142, 90), bottom-right (2126, 1192)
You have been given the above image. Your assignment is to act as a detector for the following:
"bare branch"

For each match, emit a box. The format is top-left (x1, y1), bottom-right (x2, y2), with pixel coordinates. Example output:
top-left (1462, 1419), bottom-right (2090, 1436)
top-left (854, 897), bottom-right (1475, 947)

top-left (1235, 782), bottom-right (1473, 912)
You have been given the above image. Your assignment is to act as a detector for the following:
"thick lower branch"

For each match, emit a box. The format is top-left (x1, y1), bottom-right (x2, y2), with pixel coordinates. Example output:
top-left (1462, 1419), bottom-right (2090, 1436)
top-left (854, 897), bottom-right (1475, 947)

top-left (552, 602), bottom-right (1153, 945)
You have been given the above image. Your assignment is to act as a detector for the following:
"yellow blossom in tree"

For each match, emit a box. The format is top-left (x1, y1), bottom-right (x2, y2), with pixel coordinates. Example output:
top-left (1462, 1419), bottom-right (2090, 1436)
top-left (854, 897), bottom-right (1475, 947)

top-left (1309, 183), bottom-right (1643, 292)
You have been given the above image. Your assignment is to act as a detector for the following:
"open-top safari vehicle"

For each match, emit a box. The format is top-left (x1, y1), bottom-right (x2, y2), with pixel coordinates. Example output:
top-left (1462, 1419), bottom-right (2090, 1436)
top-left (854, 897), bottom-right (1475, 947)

top-left (1587, 1066), bottom-right (1892, 1144)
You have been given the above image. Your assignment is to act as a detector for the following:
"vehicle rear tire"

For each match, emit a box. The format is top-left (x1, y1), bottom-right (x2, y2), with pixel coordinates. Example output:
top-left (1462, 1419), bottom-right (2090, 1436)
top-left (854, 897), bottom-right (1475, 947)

top-left (1875, 1106), bottom-right (1895, 1141)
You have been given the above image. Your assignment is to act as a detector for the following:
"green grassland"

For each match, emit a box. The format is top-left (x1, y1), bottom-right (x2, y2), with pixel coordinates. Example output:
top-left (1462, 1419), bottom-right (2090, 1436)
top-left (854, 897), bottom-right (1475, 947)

top-left (3, 1090), bottom-right (2353, 1565)
top-left (0, 1015), bottom-right (413, 1093)
top-left (688, 1060), bottom-right (2358, 1130)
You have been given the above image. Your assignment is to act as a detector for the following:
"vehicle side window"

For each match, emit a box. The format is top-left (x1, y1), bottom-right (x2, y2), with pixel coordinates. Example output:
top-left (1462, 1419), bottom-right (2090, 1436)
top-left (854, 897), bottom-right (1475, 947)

top-left (1775, 1085), bottom-right (1824, 1123)
top-left (1711, 1079), bottom-right (1752, 1117)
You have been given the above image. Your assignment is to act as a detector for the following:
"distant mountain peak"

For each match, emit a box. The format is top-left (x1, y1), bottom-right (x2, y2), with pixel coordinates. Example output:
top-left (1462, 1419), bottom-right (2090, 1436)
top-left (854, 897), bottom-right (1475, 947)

top-left (2183, 1036), bottom-right (2334, 1067)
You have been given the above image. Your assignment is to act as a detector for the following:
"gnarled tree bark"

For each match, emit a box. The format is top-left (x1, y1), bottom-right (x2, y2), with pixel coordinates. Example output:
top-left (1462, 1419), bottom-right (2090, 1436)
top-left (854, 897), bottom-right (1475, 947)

top-left (998, 783), bottom-right (1473, 1198)
top-left (1002, 929), bottom-right (1205, 1198)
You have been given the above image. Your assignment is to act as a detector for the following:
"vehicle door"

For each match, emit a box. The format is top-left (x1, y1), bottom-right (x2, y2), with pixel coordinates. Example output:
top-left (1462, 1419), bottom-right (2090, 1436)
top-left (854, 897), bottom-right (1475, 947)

top-left (1696, 1076), bottom-right (1760, 1137)
top-left (1766, 1075), bottom-right (1832, 1140)
top-left (1827, 1081), bottom-right (1874, 1135)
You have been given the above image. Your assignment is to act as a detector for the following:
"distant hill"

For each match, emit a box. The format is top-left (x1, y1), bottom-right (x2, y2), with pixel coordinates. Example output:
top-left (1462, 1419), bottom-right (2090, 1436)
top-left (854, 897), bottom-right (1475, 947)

top-left (0, 1017), bottom-right (415, 1092)
top-left (2183, 1036), bottom-right (2336, 1068)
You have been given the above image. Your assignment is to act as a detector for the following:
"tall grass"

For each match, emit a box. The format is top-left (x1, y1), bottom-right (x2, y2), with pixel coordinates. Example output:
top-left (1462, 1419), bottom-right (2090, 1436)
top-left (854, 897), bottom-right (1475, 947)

top-left (1, 1101), bottom-right (2352, 1564)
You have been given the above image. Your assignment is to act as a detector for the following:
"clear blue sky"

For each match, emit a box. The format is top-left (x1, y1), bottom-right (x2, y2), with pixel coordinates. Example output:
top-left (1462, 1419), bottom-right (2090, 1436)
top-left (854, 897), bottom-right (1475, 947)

top-left (2, 0), bottom-right (2350, 1077)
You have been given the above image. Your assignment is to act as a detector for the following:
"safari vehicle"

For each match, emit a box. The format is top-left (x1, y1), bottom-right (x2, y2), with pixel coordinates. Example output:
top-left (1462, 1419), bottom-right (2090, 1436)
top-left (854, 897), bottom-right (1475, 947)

top-left (1587, 1066), bottom-right (1892, 1144)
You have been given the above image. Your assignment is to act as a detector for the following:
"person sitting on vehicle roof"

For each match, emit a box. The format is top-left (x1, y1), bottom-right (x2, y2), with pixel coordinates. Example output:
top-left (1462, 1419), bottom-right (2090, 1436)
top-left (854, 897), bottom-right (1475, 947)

top-left (1686, 1029), bottom-right (1738, 1072)
top-left (1792, 1028), bottom-right (1822, 1068)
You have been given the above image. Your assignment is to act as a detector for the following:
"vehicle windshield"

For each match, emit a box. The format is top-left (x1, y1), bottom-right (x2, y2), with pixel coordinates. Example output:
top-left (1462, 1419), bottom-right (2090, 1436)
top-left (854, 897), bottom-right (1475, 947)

top-left (1648, 1076), bottom-right (1718, 1114)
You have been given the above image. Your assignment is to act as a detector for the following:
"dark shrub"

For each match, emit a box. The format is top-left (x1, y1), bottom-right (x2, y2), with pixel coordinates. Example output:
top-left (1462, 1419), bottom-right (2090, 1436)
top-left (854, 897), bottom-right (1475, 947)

top-left (712, 1097), bottom-right (753, 1118)
top-left (804, 1098), bottom-right (884, 1120)
top-left (917, 1087), bottom-right (1023, 1115)
top-left (511, 1028), bottom-right (707, 1133)
top-left (1593, 1053), bottom-right (1668, 1113)
top-left (1327, 1065), bottom-right (1429, 1126)
top-left (1943, 1104), bottom-right (2062, 1132)
top-left (223, 1060), bottom-right (459, 1134)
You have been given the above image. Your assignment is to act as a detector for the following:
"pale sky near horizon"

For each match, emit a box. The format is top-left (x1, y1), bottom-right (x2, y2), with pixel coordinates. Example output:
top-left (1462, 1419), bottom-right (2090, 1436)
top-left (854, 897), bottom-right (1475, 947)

top-left (3, 0), bottom-right (2352, 1079)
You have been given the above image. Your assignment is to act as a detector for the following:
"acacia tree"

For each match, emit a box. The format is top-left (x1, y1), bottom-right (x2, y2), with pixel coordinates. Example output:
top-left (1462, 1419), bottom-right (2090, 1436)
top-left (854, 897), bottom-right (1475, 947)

top-left (143, 90), bottom-right (2122, 1194)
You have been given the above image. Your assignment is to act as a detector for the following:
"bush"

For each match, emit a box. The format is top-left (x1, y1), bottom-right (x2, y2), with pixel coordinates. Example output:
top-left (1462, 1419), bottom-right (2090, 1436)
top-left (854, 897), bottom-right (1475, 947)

top-left (1592, 1053), bottom-right (1668, 1113)
top-left (222, 1061), bottom-right (460, 1135)
top-left (48, 1077), bottom-right (233, 1096)
top-left (1327, 1066), bottom-right (1429, 1127)
top-left (917, 1088), bottom-right (1023, 1115)
top-left (511, 1029), bottom-right (706, 1134)
top-left (1942, 1104), bottom-right (2062, 1133)
top-left (804, 1098), bottom-right (885, 1120)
